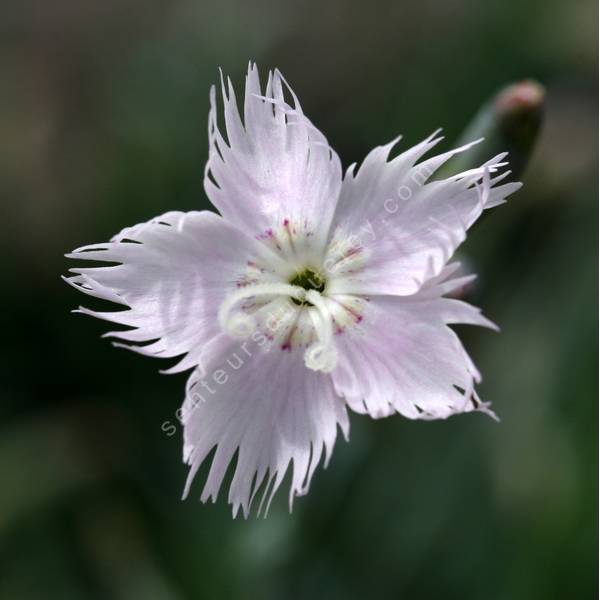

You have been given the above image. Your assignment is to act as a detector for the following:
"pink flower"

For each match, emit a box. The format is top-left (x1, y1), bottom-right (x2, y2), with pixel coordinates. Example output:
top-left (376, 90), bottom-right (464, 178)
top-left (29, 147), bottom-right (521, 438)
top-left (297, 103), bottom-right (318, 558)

top-left (65, 64), bottom-right (521, 517)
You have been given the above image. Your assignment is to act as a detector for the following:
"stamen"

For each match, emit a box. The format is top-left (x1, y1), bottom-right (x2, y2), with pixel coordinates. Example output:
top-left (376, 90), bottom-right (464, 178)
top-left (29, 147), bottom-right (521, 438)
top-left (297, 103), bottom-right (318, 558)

top-left (304, 290), bottom-right (337, 373)
top-left (219, 283), bottom-right (306, 338)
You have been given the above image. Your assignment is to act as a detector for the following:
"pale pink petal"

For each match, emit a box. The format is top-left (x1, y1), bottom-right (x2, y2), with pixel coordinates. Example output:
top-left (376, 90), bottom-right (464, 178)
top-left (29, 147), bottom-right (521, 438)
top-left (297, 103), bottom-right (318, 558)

top-left (65, 211), bottom-right (279, 373)
top-left (327, 135), bottom-right (521, 296)
top-left (331, 290), bottom-right (495, 420)
top-left (204, 63), bottom-right (342, 247)
top-left (181, 335), bottom-right (349, 517)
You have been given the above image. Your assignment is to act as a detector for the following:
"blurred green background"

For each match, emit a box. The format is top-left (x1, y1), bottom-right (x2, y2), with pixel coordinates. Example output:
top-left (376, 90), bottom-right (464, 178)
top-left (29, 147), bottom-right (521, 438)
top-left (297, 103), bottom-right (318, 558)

top-left (2, 0), bottom-right (597, 598)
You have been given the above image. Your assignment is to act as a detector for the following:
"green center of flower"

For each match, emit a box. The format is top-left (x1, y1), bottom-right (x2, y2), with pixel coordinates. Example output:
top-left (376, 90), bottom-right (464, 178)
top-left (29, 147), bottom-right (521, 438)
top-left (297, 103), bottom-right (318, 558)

top-left (289, 268), bottom-right (325, 305)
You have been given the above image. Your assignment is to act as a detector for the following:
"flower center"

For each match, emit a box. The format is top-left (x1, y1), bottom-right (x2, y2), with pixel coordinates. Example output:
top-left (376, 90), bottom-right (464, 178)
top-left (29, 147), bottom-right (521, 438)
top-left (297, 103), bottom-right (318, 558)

top-left (288, 268), bottom-right (325, 306)
top-left (216, 219), bottom-right (369, 374)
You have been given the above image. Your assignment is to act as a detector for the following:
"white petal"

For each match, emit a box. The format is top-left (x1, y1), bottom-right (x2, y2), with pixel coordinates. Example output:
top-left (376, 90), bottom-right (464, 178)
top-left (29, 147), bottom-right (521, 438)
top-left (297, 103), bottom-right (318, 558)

top-left (181, 335), bottom-right (349, 517)
top-left (331, 294), bottom-right (494, 420)
top-left (392, 266), bottom-right (499, 330)
top-left (205, 63), bottom-right (342, 248)
top-left (65, 211), bottom-right (278, 373)
top-left (328, 134), bottom-right (521, 295)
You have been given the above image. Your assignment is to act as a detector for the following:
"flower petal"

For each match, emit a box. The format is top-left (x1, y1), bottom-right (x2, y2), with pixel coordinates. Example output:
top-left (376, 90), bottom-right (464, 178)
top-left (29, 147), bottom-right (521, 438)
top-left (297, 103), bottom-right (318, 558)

top-left (327, 134), bottom-right (521, 296)
top-left (331, 282), bottom-right (496, 420)
top-left (65, 210), bottom-right (279, 373)
top-left (181, 335), bottom-right (349, 517)
top-left (205, 63), bottom-right (342, 247)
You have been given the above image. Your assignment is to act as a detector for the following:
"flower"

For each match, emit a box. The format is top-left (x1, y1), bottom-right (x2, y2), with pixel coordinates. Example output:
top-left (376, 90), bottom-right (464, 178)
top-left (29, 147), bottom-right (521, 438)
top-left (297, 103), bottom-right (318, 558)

top-left (64, 63), bottom-right (521, 517)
